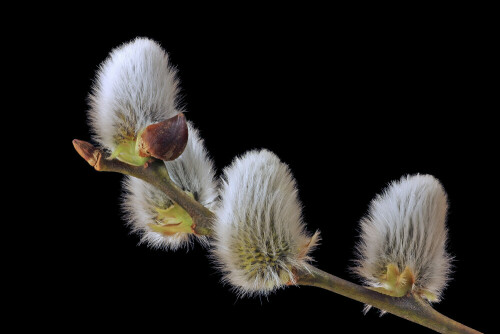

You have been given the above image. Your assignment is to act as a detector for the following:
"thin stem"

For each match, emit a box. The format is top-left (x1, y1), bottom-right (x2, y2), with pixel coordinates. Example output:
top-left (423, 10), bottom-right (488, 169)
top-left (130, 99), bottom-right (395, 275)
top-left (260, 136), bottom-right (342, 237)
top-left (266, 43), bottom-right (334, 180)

top-left (73, 139), bottom-right (214, 235)
top-left (297, 267), bottom-right (481, 334)
top-left (73, 139), bottom-right (482, 333)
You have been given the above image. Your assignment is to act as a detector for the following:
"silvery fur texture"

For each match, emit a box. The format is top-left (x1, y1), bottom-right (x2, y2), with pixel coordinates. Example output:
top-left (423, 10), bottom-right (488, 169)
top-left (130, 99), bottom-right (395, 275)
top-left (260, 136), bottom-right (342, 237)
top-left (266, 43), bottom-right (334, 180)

top-left (88, 37), bottom-right (180, 151)
top-left (213, 149), bottom-right (319, 296)
top-left (353, 174), bottom-right (452, 302)
top-left (122, 123), bottom-right (218, 250)
top-left (89, 37), bottom-right (217, 249)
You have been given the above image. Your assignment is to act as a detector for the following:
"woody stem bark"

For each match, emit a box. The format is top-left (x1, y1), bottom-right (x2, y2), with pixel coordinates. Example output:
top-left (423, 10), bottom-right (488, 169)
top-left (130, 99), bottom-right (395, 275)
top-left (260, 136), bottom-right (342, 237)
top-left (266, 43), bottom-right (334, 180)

top-left (297, 266), bottom-right (481, 334)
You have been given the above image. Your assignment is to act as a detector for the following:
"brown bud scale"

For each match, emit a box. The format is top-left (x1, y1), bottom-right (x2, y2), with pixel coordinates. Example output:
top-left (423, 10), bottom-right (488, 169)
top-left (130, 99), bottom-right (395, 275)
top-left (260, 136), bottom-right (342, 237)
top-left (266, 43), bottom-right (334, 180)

top-left (137, 113), bottom-right (188, 161)
top-left (73, 139), bottom-right (100, 167)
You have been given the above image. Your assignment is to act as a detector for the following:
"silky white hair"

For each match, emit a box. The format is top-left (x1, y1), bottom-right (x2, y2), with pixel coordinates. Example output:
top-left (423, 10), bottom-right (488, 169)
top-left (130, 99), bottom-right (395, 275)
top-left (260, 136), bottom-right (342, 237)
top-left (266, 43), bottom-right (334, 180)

top-left (165, 123), bottom-right (218, 209)
top-left (353, 174), bottom-right (452, 303)
top-left (122, 122), bottom-right (218, 250)
top-left (212, 149), bottom-right (320, 297)
top-left (88, 37), bottom-right (218, 249)
top-left (88, 37), bottom-right (180, 151)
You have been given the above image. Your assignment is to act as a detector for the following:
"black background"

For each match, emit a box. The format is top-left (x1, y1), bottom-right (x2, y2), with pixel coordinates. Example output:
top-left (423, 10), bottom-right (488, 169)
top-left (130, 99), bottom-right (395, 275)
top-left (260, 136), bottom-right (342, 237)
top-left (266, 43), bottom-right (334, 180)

top-left (46, 10), bottom-right (494, 333)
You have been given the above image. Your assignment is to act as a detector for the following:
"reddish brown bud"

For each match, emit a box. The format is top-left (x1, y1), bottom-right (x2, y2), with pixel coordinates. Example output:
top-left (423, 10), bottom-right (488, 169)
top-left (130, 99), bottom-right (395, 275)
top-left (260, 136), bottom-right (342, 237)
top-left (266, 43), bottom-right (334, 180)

top-left (136, 113), bottom-right (189, 161)
top-left (73, 139), bottom-right (100, 167)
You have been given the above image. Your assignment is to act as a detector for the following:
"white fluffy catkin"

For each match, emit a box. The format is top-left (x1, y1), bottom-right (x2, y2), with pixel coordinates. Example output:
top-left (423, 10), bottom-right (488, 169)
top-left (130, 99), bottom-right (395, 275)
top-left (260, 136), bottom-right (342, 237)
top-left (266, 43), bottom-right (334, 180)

top-left (213, 150), bottom-right (320, 296)
top-left (89, 37), bottom-right (217, 249)
top-left (122, 122), bottom-right (218, 250)
top-left (88, 37), bottom-right (180, 151)
top-left (353, 174), bottom-right (452, 303)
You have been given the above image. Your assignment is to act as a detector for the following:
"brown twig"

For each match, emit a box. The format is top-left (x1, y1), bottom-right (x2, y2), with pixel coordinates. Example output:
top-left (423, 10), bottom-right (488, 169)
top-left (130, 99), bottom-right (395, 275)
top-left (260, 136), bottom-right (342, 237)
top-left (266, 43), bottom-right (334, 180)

top-left (73, 139), bottom-right (482, 333)
top-left (298, 267), bottom-right (482, 334)
top-left (73, 139), bottom-right (214, 235)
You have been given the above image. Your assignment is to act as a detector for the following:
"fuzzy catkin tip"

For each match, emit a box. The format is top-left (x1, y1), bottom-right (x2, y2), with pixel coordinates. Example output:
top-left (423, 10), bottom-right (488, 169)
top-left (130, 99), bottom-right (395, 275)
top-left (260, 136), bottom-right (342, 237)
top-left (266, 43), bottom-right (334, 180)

top-left (88, 37), bottom-right (181, 152)
top-left (352, 174), bottom-right (452, 304)
top-left (213, 149), bottom-right (320, 297)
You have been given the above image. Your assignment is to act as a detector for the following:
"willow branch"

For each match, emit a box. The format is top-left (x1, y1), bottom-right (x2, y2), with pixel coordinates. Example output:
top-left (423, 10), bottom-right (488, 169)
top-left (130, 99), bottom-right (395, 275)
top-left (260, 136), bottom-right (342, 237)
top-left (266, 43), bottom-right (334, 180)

top-left (73, 139), bottom-right (214, 235)
top-left (73, 139), bottom-right (481, 333)
top-left (297, 267), bottom-right (481, 334)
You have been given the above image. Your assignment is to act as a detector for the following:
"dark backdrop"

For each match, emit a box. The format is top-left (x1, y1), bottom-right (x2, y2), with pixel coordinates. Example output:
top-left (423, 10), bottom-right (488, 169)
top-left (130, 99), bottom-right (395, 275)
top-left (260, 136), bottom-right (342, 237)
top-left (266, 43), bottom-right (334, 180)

top-left (53, 15), bottom-right (493, 333)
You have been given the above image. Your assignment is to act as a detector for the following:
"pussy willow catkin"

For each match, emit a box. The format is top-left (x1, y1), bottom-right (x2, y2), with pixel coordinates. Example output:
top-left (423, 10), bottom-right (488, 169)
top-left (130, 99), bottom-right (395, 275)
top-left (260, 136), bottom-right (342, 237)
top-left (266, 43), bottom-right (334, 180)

top-left (89, 38), bottom-right (217, 249)
top-left (88, 38), bottom-right (180, 152)
top-left (353, 174), bottom-right (451, 306)
top-left (213, 150), bottom-right (320, 296)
